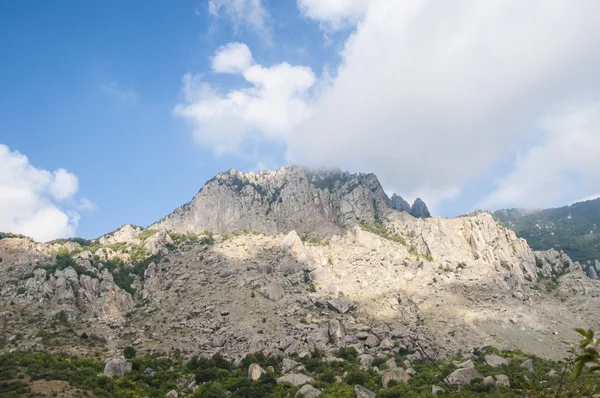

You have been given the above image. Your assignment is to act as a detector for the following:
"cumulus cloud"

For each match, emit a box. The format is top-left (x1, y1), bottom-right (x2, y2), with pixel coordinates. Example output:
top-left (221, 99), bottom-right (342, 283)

top-left (0, 144), bottom-right (83, 241)
top-left (297, 0), bottom-right (369, 29)
top-left (480, 101), bottom-right (600, 209)
top-left (211, 42), bottom-right (253, 73)
top-left (174, 44), bottom-right (315, 154)
top-left (181, 0), bottom-right (600, 211)
top-left (209, 0), bottom-right (269, 38)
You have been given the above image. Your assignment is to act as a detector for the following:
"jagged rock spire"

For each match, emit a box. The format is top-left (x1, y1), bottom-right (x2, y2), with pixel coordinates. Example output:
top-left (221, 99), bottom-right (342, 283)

top-left (390, 194), bottom-right (411, 213)
top-left (410, 198), bottom-right (431, 218)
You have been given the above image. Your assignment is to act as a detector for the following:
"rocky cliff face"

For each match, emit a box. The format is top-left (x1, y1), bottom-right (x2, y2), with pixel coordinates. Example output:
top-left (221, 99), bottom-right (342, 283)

top-left (151, 166), bottom-right (396, 237)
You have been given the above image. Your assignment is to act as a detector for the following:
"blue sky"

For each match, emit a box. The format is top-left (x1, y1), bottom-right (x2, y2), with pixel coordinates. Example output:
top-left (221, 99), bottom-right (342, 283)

top-left (1, 1), bottom-right (600, 241)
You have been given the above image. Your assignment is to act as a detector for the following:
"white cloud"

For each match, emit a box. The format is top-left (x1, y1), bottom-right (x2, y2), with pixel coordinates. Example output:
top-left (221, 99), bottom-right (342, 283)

top-left (297, 0), bottom-right (369, 29)
top-left (181, 1), bottom-right (600, 210)
top-left (480, 101), bottom-right (600, 209)
top-left (209, 0), bottom-right (269, 37)
top-left (99, 81), bottom-right (138, 104)
top-left (211, 42), bottom-right (253, 73)
top-left (0, 144), bottom-right (82, 241)
top-left (174, 44), bottom-right (315, 154)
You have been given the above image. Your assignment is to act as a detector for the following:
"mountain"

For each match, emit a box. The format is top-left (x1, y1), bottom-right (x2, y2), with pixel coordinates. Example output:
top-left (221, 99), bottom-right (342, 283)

top-left (151, 166), bottom-right (429, 237)
top-left (492, 198), bottom-right (600, 270)
top-left (1, 167), bottom-right (600, 396)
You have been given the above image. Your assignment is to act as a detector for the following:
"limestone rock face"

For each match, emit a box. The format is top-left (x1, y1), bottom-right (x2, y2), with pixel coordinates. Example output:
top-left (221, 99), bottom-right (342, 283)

top-left (98, 225), bottom-right (143, 245)
top-left (150, 166), bottom-right (393, 237)
top-left (104, 359), bottom-right (132, 377)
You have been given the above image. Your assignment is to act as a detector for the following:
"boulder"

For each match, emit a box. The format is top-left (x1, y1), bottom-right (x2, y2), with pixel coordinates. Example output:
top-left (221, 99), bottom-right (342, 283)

top-left (166, 391), bottom-right (178, 398)
top-left (495, 374), bottom-right (510, 388)
top-left (282, 358), bottom-right (300, 373)
top-left (296, 384), bottom-right (322, 398)
top-left (382, 368), bottom-right (410, 388)
top-left (354, 385), bottom-right (376, 398)
top-left (364, 334), bottom-right (380, 348)
top-left (483, 376), bottom-right (495, 385)
top-left (432, 385), bottom-right (444, 395)
top-left (248, 363), bottom-right (266, 381)
top-left (277, 373), bottom-right (314, 387)
top-left (262, 281), bottom-right (284, 301)
top-left (103, 359), bottom-right (132, 378)
top-left (327, 296), bottom-right (355, 314)
top-left (328, 319), bottom-right (346, 342)
top-left (385, 358), bottom-right (397, 369)
top-left (358, 354), bottom-right (374, 367)
top-left (447, 367), bottom-right (483, 386)
top-left (379, 337), bottom-right (395, 350)
top-left (485, 355), bottom-right (508, 367)
top-left (521, 359), bottom-right (534, 372)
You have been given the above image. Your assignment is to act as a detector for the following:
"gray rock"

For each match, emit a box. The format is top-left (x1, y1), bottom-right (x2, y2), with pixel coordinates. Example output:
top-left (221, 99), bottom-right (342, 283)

top-left (277, 373), bottom-right (314, 386)
top-left (410, 198), bottom-right (431, 218)
top-left (432, 385), bottom-right (444, 395)
top-left (103, 359), bottom-right (132, 378)
top-left (328, 319), bottom-right (346, 342)
top-left (166, 390), bottom-right (178, 398)
top-left (391, 194), bottom-right (411, 213)
top-left (406, 367), bottom-right (417, 376)
top-left (520, 359), bottom-right (534, 372)
top-left (485, 355), bottom-right (508, 367)
top-left (262, 281), bottom-right (284, 301)
top-left (144, 367), bottom-right (156, 376)
top-left (282, 358), bottom-right (300, 373)
top-left (385, 358), bottom-right (397, 369)
top-left (354, 385), bottom-right (377, 398)
top-left (483, 376), bottom-right (495, 385)
top-left (382, 368), bottom-right (410, 388)
top-left (358, 354), bottom-right (374, 367)
top-left (364, 334), bottom-right (380, 348)
top-left (296, 384), bottom-right (322, 398)
top-left (248, 363), bottom-right (266, 381)
top-left (379, 337), bottom-right (395, 350)
top-left (495, 374), bottom-right (510, 388)
top-left (327, 296), bottom-right (355, 314)
top-left (456, 359), bottom-right (474, 369)
top-left (546, 369), bottom-right (558, 377)
top-left (447, 367), bottom-right (483, 386)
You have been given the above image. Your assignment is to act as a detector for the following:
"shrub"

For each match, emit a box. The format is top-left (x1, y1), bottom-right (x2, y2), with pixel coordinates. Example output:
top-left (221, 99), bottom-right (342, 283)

top-left (16, 287), bottom-right (26, 296)
top-left (123, 346), bottom-right (136, 359)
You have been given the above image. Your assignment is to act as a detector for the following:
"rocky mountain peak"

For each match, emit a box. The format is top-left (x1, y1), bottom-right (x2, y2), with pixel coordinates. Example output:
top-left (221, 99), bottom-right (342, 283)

top-left (409, 198), bottom-right (431, 218)
top-left (390, 194), bottom-right (411, 213)
top-left (151, 166), bottom-right (393, 237)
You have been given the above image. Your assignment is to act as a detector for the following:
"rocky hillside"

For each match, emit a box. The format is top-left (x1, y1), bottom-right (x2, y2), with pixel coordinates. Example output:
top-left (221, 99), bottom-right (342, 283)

top-left (491, 198), bottom-right (600, 278)
top-left (150, 166), bottom-right (429, 237)
top-left (2, 167), bottom-right (600, 397)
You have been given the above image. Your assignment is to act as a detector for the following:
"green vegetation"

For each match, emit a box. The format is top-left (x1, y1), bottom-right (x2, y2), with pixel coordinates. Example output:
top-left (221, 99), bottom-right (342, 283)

top-left (492, 198), bottom-right (600, 264)
top-left (137, 229), bottom-right (158, 241)
top-left (38, 253), bottom-right (97, 279)
top-left (47, 237), bottom-right (93, 247)
top-left (360, 222), bottom-right (408, 246)
top-left (124, 346), bottom-right (136, 360)
top-left (1, 345), bottom-right (599, 397)
top-left (0, 232), bottom-right (30, 240)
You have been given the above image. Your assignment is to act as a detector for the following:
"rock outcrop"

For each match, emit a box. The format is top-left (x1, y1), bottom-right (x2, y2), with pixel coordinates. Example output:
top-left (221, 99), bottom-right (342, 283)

top-left (390, 194), bottom-right (411, 213)
top-left (410, 198), bottom-right (431, 218)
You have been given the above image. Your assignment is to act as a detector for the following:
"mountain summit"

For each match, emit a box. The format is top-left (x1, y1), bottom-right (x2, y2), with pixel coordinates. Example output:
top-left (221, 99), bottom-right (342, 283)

top-left (151, 166), bottom-right (427, 237)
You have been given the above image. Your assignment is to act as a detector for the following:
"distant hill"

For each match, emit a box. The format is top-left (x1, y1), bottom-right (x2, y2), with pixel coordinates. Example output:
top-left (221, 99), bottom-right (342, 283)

top-left (491, 198), bottom-right (600, 265)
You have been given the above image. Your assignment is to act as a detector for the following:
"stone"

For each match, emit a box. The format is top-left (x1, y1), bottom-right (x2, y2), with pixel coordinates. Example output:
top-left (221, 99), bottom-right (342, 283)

top-left (328, 319), bottom-right (346, 342)
top-left (364, 334), bottom-right (380, 348)
top-left (379, 337), bottom-right (395, 349)
top-left (144, 367), bottom-right (156, 376)
top-left (166, 390), bottom-right (178, 398)
top-left (406, 367), bottom-right (417, 376)
top-left (385, 358), bottom-right (397, 369)
top-left (103, 359), bottom-right (132, 378)
top-left (358, 354), bottom-right (374, 367)
top-left (354, 385), bottom-right (377, 398)
top-left (277, 373), bottom-right (314, 387)
top-left (248, 363), bottom-right (266, 381)
top-left (282, 358), bottom-right (300, 373)
top-left (546, 369), bottom-right (558, 377)
top-left (521, 359), bottom-right (534, 372)
top-left (410, 198), bottom-right (431, 218)
top-left (446, 367), bottom-right (483, 386)
top-left (327, 296), bottom-right (355, 314)
top-left (382, 368), bottom-right (410, 388)
top-left (495, 374), bottom-right (510, 388)
top-left (432, 385), bottom-right (444, 395)
top-left (485, 355), bottom-right (508, 367)
top-left (262, 281), bottom-right (284, 301)
top-left (456, 360), bottom-right (474, 369)
top-left (391, 194), bottom-right (411, 213)
top-left (296, 384), bottom-right (322, 398)
top-left (483, 376), bottom-right (495, 385)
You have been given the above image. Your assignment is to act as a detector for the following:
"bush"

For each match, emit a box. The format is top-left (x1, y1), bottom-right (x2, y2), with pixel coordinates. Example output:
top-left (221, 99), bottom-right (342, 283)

top-left (16, 287), bottom-right (26, 296)
top-left (123, 347), bottom-right (136, 359)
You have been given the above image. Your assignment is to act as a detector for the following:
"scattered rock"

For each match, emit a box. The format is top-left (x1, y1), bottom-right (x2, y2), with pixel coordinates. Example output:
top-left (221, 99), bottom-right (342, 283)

top-left (327, 296), bottom-right (355, 314)
top-left (248, 363), bottom-right (266, 381)
top-left (282, 358), bottom-right (300, 373)
top-left (485, 355), bottom-right (508, 367)
top-left (521, 359), bottom-right (534, 372)
top-left (103, 359), bottom-right (132, 378)
top-left (364, 334), bottom-right (380, 348)
top-left (483, 376), bottom-right (495, 385)
top-left (447, 367), bottom-right (483, 386)
top-left (296, 384), bottom-right (322, 398)
top-left (495, 374), bottom-right (510, 388)
top-left (262, 281), bottom-right (284, 301)
top-left (546, 369), bottom-right (558, 377)
top-left (328, 319), bottom-right (346, 342)
top-left (382, 368), bottom-right (410, 388)
top-left (277, 374), bottom-right (314, 387)
top-left (432, 385), bottom-right (444, 395)
top-left (354, 385), bottom-right (377, 398)
top-left (166, 390), bottom-right (178, 398)
top-left (385, 358), bottom-right (397, 369)
top-left (358, 354), bottom-right (374, 367)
